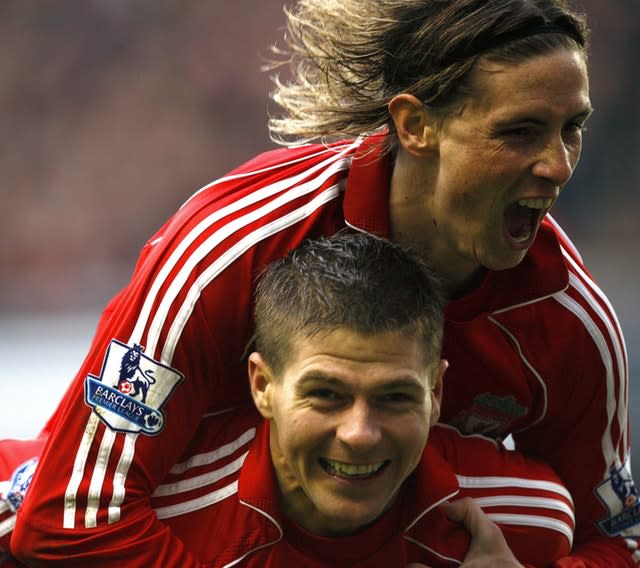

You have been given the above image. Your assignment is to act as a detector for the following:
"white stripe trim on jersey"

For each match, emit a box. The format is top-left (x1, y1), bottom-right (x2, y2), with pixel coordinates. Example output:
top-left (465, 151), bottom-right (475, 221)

top-left (487, 233), bottom-right (627, 476)
top-left (0, 514), bottom-right (16, 538)
top-left (488, 316), bottom-right (548, 430)
top-left (169, 428), bottom-right (256, 475)
top-left (153, 479), bottom-right (239, 520)
top-left (227, 500), bottom-right (284, 568)
top-left (560, 239), bottom-right (628, 377)
top-left (545, 214), bottom-right (582, 263)
top-left (554, 291), bottom-right (617, 465)
top-left (547, 215), bottom-right (636, 559)
top-left (134, 141), bottom-right (358, 355)
top-left (403, 536), bottom-right (463, 564)
top-left (404, 489), bottom-right (460, 532)
top-left (162, 185), bottom-right (341, 364)
top-left (627, 536), bottom-right (640, 566)
top-left (552, 224), bottom-right (627, 453)
top-left (566, 271), bottom-right (628, 451)
top-left (201, 407), bottom-right (236, 419)
top-left (148, 156), bottom-right (350, 357)
top-left (64, 142), bottom-right (358, 530)
top-left (148, 155), bottom-right (349, 361)
top-left (108, 432), bottom-right (137, 524)
top-left (104, 184), bottom-right (341, 528)
top-left (455, 474), bottom-right (572, 502)
top-left (490, 288), bottom-right (568, 315)
top-left (64, 413), bottom-right (100, 529)
top-left (473, 495), bottom-right (575, 523)
top-left (180, 140), bottom-right (360, 210)
top-left (85, 428), bottom-right (117, 528)
top-left (486, 512), bottom-right (573, 545)
top-left (153, 451), bottom-right (249, 497)
top-left (560, 247), bottom-right (628, 452)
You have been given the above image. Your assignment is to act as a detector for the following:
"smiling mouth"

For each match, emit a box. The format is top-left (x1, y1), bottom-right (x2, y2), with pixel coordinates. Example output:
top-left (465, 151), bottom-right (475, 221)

top-left (505, 197), bottom-right (553, 244)
top-left (319, 458), bottom-right (388, 480)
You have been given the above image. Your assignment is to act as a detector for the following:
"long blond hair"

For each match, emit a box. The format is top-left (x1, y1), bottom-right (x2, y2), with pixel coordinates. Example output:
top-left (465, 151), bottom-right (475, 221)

top-left (267, 0), bottom-right (588, 150)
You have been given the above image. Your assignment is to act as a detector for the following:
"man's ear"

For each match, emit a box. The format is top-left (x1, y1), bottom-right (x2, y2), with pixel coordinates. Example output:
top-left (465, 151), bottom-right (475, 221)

top-left (248, 352), bottom-right (275, 419)
top-left (429, 359), bottom-right (448, 427)
top-left (388, 93), bottom-right (439, 157)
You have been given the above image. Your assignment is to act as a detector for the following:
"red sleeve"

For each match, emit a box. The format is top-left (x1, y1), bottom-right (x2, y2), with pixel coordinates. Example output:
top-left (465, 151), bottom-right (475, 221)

top-left (11, 144), bottom-right (350, 566)
top-left (11, 216), bottom-right (249, 566)
top-left (432, 424), bottom-right (576, 567)
top-left (10, 261), bottom-right (214, 565)
top-left (13, 508), bottom-right (202, 567)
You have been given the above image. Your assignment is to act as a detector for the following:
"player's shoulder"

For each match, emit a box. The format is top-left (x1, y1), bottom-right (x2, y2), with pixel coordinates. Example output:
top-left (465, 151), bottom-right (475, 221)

top-left (428, 423), bottom-right (504, 466)
top-left (151, 408), bottom-right (260, 510)
top-left (234, 138), bottom-right (359, 173)
top-left (170, 138), bottom-right (360, 224)
top-left (429, 424), bottom-right (569, 487)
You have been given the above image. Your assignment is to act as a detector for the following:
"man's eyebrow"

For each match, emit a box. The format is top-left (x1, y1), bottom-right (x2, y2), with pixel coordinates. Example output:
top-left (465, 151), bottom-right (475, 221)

top-left (296, 373), bottom-right (342, 388)
top-left (296, 373), bottom-right (425, 392)
top-left (570, 107), bottom-right (594, 122)
top-left (492, 106), bottom-right (594, 128)
top-left (376, 377), bottom-right (426, 393)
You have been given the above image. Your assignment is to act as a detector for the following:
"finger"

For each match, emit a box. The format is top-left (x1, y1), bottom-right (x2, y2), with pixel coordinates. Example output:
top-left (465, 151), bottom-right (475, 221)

top-left (440, 498), bottom-right (468, 523)
top-left (441, 498), bottom-right (500, 542)
top-left (441, 499), bottom-right (522, 565)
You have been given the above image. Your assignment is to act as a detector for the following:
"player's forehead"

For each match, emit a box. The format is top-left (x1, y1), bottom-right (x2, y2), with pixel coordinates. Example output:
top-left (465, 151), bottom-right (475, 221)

top-left (281, 328), bottom-right (431, 387)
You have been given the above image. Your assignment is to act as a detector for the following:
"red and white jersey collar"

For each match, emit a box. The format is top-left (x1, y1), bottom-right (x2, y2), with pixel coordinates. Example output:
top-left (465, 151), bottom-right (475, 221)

top-left (237, 419), bottom-right (461, 545)
top-left (342, 133), bottom-right (393, 239)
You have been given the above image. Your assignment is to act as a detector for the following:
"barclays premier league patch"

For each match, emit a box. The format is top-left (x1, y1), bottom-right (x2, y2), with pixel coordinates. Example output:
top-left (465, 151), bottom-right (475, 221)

top-left (3, 457), bottom-right (38, 512)
top-left (596, 457), bottom-right (640, 537)
top-left (85, 340), bottom-right (184, 435)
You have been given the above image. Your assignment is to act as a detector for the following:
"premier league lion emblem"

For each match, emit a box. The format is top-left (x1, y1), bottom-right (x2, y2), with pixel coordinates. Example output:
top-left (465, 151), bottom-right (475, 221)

top-left (84, 339), bottom-right (184, 435)
top-left (596, 457), bottom-right (640, 537)
top-left (116, 344), bottom-right (156, 403)
top-left (2, 457), bottom-right (38, 513)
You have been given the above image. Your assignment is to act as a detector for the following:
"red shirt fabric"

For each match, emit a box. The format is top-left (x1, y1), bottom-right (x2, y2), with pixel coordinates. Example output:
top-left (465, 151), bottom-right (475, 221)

top-left (14, 407), bottom-right (573, 567)
top-left (7, 134), bottom-right (639, 566)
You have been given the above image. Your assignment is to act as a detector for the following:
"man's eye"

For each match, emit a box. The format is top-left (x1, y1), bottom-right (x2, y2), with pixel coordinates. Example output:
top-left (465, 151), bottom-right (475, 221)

top-left (308, 389), bottom-right (339, 400)
top-left (563, 122), bottom-right (587, 138)
top-left (503, 126), bottom-right (533, 137)
top-left (381, 392), bottom-right (415, 404)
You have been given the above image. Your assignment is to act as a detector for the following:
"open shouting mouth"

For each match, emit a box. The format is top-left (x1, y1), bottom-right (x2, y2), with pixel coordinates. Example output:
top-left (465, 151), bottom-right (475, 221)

top-left (504, 197), bottom-right (552, 248)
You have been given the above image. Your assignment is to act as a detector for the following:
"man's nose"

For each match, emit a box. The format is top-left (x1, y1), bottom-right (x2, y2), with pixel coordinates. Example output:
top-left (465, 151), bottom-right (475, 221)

top-left (336, 401), bottom-right (382, 450)
top-left (531, 134), bottom-right (575, 187)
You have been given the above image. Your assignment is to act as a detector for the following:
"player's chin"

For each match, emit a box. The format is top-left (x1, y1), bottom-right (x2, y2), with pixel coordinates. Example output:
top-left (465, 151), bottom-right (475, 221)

top-left (481, 242), bottom-right (529, 272)
top-left (322, 505), bottom-right (386, 535)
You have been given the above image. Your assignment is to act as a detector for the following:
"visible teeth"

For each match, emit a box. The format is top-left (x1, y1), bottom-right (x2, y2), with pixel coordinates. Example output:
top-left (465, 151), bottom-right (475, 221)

top-left (518, 198), bottom-right (552, 210)
top-left (322, 459), bottom-right (385, 478)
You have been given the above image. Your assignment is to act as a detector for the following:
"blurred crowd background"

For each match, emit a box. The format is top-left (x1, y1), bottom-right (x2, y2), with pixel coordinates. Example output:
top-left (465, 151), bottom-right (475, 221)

top-left (1, 0), bottom-right (638, 477)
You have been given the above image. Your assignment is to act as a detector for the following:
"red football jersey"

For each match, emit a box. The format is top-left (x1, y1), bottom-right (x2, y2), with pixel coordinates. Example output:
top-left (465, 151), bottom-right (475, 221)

top-left (7, 409), bottom-right (576, 567)
top-left (156, 417), bottom-right (575, 567)
top-left (7, 135), bottom-right (639, 566)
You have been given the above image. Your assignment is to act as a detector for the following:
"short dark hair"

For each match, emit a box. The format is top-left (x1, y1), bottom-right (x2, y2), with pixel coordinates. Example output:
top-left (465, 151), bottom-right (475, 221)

top-left (254, 231), bottom-right (445, 375)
